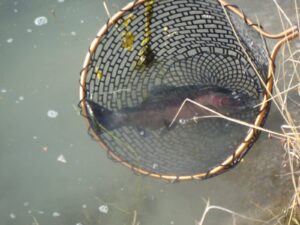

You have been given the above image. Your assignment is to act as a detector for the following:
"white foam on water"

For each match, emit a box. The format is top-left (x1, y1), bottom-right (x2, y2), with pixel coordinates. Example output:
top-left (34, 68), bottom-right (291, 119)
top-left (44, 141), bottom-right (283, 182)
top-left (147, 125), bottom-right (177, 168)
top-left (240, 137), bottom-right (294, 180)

top-left (98, 205), bottom-right (109, 214)
top-left (57, 154), bottom-right (67, 163)
top-left (9, 213), bottom-right (16, 219)
top-left (34, 16), bottom-right (48, 26)
top-left (47, 110), bottom-right (58, 118)
top-left (52, 211), bottom-right (60, 217)
top-left (6, 38), bottom-right (13, 43)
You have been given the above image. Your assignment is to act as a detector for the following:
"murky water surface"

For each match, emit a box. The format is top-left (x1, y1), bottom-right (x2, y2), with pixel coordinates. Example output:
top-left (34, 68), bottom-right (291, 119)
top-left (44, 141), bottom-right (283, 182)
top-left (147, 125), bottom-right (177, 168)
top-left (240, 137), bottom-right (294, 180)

top-left (0, 0), bottom-right (299, 224)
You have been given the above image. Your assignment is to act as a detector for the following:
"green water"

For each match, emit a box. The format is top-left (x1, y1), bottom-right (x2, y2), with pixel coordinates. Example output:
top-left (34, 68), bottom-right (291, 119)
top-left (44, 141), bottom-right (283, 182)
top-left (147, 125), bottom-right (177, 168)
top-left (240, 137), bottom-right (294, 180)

top-left (0, 0), bottom-right (299, 224)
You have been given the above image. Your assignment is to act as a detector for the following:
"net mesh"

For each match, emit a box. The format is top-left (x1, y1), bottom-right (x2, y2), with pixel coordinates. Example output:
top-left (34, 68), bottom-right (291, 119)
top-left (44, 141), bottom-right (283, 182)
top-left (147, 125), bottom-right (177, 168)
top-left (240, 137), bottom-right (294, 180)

top-left (80, 0), bottom-right (272, 179)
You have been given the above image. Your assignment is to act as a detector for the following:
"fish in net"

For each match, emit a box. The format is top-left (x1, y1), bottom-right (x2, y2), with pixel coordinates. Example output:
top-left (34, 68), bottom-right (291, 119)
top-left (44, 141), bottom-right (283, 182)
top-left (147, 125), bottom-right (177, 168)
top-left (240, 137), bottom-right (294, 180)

top-left (79, 0), bottom-right (299, 181)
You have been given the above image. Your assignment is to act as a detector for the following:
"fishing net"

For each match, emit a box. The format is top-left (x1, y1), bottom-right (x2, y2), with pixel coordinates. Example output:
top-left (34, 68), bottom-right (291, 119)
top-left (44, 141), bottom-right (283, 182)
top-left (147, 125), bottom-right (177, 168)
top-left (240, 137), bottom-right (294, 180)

top-left (79, 0), bottom-right (298, 180)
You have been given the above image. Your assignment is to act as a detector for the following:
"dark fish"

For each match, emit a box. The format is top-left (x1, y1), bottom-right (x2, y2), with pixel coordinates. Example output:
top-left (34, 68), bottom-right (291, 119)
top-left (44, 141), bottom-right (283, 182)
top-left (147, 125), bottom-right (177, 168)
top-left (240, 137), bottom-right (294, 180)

top-left (85, 85), bottom-right (255, 133)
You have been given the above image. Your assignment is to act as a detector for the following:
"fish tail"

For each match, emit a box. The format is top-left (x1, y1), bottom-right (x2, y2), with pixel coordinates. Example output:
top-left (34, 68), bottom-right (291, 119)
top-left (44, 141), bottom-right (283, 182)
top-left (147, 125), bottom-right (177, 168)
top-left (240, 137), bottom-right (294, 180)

top-left (85, 100), bottom-right (123, 133)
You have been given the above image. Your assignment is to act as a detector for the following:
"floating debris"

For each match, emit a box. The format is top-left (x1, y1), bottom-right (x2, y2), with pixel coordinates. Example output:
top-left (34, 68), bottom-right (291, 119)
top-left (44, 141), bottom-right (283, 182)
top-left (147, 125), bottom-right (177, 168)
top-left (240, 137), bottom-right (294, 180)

top-left (95, 68), bottom-right (103, 80)
top-left (57, 154), bottom-right (67, 163)
top-left (122, 14), bottom-right (135, 51)
top-left (47, 110), bottom-right (58, 118)
top-left (6, 38), bottom-right (13, 43)
top-left (9, 213), bottom-right (16, 219)
top-left (34, 16), bottom-right (48, 26)
top-left (52, 212), bottom-right (60, 217)
top-left (98, 205), bottom-right (109, 214)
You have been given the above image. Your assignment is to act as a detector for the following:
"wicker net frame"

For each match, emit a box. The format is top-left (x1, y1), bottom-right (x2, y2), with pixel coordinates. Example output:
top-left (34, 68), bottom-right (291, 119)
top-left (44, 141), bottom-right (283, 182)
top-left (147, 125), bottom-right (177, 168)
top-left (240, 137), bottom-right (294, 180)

top-left (79, 0), bottom-right (299, 181)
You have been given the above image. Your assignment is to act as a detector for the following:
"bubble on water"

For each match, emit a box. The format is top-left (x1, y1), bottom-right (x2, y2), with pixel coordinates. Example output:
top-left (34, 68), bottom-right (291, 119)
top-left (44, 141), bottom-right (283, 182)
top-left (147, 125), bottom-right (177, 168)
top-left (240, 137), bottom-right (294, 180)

top-left (80, 19), bottom-right (84, 24)
top-left (57, 154), bottom-right (67, 163)
top-left (82, 204), bottom-right (87, 209)
top-left (15, 100), bottom-right (20, 104)
top-left (28, 210), bottom-right (32, 214)
top-left (19, 96), bottom-right (24, 101)
top-left (27, 29), bottom-right (32, 33)
top-left (139, 130), bottom-right (145, 136)
top-left (1, 89), bottom-right (7, 93)
top-left (34, 16), bottom-right (48, 26)
top-left (76, 223), bottom-right (83, 225)
top-left (47, 110), bottom-right (58, 118)
top-left (52, 212), bottom-right (60, 217)
top-left (170, 221), bottom-right (175, 225)
top-left (33, 136), bottom-right (38, 140)
top-left (70, 31), bottom-right (76, 36)
top-left (38, 210), bottom-right (45, 215)
top-left (6, 38), bottom-right (13, 43)
top-left (13, 8), bottom-right (18, 13)
top-left (98, 205), bottom-right (109, 214)
top-left (58, 0), bottom-right (65, 2)
top-left (9, 213), bottom-right (16, 219)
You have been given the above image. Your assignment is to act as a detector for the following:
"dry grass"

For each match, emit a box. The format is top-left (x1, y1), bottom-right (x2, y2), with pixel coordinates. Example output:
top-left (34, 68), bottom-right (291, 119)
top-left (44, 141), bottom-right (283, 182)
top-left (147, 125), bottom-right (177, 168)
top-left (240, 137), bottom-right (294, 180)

top-left (188, 0), bottom-right (300, 224)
